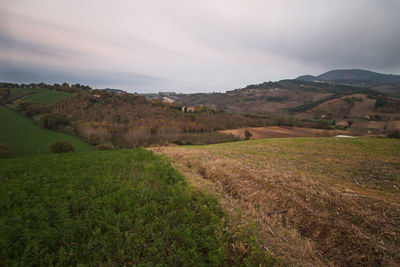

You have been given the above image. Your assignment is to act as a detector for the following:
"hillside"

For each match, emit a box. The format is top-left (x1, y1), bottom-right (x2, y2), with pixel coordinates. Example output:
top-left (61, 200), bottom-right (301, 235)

top-left (0, 149), bottom-right (275, 265)
top-left (296, 69), bottom-right (400, 85)
top-left (174, 80), bottom-right (373, 114)
top-left (51, 90), bottom-right (267, 146)
top-left (152, 137), bottom-right (400, 266)
top-left (12, 87), bottom-right (71, 104)
top-left (0, 106), bottom-right (92, 155)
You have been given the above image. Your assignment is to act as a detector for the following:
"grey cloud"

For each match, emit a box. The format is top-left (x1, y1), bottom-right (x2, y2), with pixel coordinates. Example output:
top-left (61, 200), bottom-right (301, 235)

top-left (1, 0), bottom-right (399, 92)
top-left (234, 1), bottom-right (400, 70)
top-left (163, 1), bottom-right (400, 70)
top-left (0, 28), bottom-right (73, 58)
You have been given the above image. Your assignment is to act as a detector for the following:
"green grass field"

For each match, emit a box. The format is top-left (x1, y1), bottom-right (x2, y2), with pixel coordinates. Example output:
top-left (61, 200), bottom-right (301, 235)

top-left (10, 87), bottom-right (71, 104)
top-left (0, 149), bottom-right (274, 266)
top-left (0, 106), bottom-right (92, 155)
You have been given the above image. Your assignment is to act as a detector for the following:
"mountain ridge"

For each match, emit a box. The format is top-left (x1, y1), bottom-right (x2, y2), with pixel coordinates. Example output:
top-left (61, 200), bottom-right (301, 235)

top-left (296, 69), bottom-right (400, 84)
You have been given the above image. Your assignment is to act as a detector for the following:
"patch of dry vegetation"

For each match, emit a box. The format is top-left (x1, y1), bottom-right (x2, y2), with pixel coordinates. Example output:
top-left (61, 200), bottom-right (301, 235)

top-left (151, 137), bottom-right (400, 266)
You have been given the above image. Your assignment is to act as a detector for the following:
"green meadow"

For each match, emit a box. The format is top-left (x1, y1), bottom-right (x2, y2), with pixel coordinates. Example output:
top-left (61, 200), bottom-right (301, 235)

top-left (0, 149), bottom-right (274, 266)
top-left (0, 106), bottom-right (92, 155)
top-left (10, 87), bottom-right (71, 104)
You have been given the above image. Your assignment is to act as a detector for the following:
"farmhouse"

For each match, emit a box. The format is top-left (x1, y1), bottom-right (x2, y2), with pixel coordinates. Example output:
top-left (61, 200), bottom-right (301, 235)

top-left (162, 97), bottom-right (174, 103)
top-left (181, 106), bottom-right (195, 112)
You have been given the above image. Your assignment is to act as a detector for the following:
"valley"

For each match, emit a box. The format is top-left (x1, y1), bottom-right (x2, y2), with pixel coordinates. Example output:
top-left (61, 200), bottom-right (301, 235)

top-left (1, 69), bottom-right (400, 266)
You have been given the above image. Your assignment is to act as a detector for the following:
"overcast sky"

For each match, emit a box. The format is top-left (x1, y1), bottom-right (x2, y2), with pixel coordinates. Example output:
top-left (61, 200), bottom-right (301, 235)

top-left (1, 0), bottom-right (400, 93)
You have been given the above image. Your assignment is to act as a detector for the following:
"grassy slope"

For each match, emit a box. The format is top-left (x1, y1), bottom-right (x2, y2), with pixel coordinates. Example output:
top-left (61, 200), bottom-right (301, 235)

top-left (0, 106), bottom-right (92, 155)
top-left (10, 87), bottom-right (71, 104)
top-left (152, 137), bottom-right (400, 266)
top-left (0, 149), bottom-right (274, 266)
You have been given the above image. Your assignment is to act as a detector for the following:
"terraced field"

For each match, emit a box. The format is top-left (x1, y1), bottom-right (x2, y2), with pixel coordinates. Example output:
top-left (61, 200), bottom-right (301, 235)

top-left (152, 137), bottom-right (400, 266)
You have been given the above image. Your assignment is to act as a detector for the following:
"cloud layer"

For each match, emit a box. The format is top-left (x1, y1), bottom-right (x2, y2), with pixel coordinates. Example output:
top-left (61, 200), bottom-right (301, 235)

top-left (1, 0), bottom-right (399, 92)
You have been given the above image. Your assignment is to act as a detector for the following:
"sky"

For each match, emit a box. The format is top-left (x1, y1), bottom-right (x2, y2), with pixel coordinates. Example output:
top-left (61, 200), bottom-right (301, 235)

top-left (1, 0), bottom-right (400, 93)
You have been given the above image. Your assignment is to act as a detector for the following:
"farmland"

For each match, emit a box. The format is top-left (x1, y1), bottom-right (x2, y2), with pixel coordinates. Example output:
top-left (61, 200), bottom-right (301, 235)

top-left (152, 137), bottom-right (400, 266)
top-left (10, 87), bottom-right (71, 104)
top-left (0, 149), bottom-right (275, 266)
top-left (0, 106), bottom-right (92, 155)
top-left (219, 126), bottom-right (344, 140)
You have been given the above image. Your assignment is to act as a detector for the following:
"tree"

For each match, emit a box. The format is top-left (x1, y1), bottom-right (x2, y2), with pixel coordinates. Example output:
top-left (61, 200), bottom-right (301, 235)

top-left (244, 129), bottom-right (252, 140)
top-left (40, 113), bottom-right (69, 131)
top-left (0, 88), bottom-right (10, 104)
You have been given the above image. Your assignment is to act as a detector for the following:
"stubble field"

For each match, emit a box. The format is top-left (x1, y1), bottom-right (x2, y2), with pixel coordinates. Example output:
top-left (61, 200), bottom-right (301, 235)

top-left (151, 137), bottom-right (400, 266)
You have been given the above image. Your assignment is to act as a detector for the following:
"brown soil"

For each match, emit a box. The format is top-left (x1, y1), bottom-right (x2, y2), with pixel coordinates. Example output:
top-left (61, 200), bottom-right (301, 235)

top-left (219, 126), bottom-right (345, 140)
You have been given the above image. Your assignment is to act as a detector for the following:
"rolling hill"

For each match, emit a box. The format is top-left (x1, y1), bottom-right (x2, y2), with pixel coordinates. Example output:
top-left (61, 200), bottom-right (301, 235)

top-left (296, 69), bottom-right (400, 85)
top-left (173, 79), bottom-right (383, 114)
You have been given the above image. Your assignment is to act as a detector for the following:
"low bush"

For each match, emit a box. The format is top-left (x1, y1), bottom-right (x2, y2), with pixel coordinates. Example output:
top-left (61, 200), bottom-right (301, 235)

top-left (49, 140), bottom-right (75, 153)
top-left (95, 143), bottom-right (115, 150)
top-left (387, 130), bottom-right (400, 138)
top-left (18, 101), bottom-right (49, 117)
top-left (0, 142), bottom-right (14, 158)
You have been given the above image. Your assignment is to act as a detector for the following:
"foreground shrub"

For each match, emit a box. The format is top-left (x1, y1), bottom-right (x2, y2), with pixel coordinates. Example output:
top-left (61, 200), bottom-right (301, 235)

top-left (0, 143), bottom-right (14, 158)
top-left (95, 143), bottom-right (114, 150)
top-left (49, 140), bottom-right (75, 153)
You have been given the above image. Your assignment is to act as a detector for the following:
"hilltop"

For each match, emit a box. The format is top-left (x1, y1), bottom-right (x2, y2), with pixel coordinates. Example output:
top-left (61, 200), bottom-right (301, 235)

top-left (296, 69), bottom-right (400, 85)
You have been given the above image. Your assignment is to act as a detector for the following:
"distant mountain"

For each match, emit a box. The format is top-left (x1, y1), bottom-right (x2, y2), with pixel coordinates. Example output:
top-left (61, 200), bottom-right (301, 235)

top-left (295, 75), bottom-right (316, 81)
top-left (296, 69), bottom-right (400, 84)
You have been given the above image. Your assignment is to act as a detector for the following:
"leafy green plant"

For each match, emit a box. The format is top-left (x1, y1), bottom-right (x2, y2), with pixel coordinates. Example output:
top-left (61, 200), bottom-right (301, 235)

top-left (0, 149), bottom-right (277, 266)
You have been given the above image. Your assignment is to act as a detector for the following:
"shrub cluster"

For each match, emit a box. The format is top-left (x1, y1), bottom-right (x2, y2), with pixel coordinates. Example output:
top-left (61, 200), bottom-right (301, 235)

top-left (0, 143), bottom-right (14, 158)
top-left (40, 113), bottom-right (69, 131)
top-left (49, 141), bottom-right (75, 153)
top-left (387, 130), bottom-right (400, 138)
top-left (95, 143), bottom-right (115, 150)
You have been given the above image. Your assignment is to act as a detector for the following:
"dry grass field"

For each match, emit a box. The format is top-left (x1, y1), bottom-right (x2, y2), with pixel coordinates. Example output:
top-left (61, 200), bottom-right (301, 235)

top-left (151, 137), bottom-right (400, 266)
